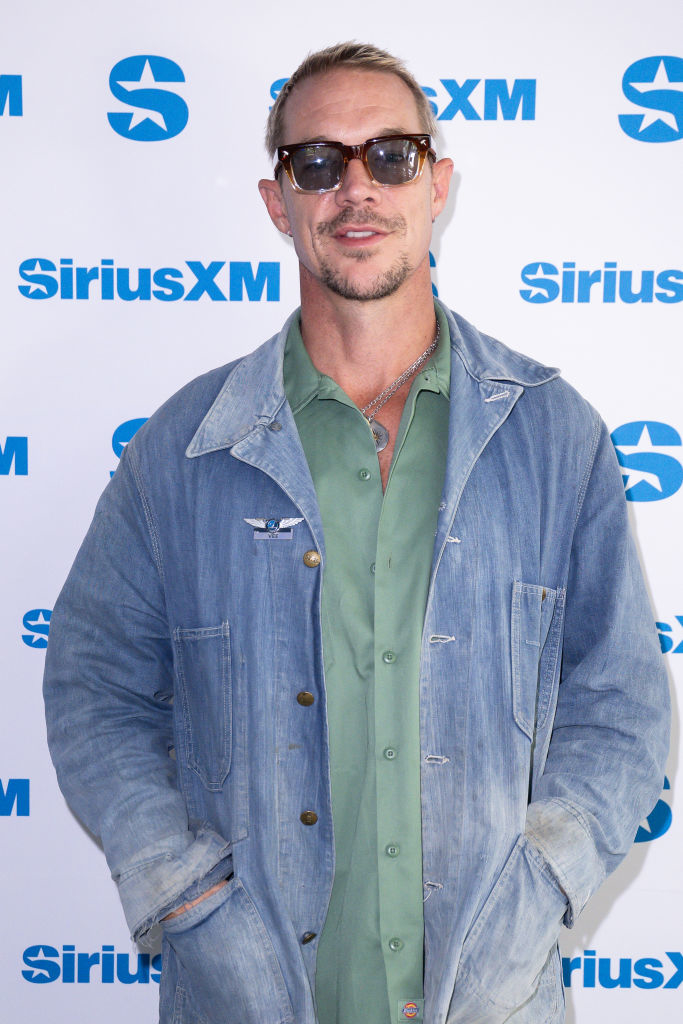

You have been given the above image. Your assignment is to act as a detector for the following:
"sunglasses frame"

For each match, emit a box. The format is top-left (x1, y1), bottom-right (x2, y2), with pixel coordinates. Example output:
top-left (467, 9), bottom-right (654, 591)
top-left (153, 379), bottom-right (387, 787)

top-left (275, 133), bottom-right (436, 194)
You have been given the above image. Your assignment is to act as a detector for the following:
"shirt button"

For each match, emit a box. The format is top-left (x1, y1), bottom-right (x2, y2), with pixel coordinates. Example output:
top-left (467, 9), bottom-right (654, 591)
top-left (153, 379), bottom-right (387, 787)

top-left (297, 691), bottom-right (315, 707)
top-left (382, 650), bottom-right (397, 664)
top-left (301, 931), bottom-right (317, 944)
top-left (370, 562), bottom-right (376, 575)
top-left (300, 810), bottom-right (318, 826)
top-left (385, 844), bottom-right (400, 857)
top-left (383, 747), bottom-right (397, 760)
top-left (358, 468), bottom-right (371, 481)
top-left (303, 550), bottom-right (321, 568)
top-left (389, 937), bottom-right (404, 952)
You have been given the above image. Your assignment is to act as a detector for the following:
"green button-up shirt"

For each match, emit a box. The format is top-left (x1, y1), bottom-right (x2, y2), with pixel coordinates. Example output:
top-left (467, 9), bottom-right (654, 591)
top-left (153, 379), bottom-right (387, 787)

top-left (283, 305), bottom-right (450, 1024)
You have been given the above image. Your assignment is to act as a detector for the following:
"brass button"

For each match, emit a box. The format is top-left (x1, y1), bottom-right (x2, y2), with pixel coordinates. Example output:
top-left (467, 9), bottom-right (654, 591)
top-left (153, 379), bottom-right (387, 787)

top-left (302, 931), bottom-right (317, 944)
top-left (300, 810), bottom-right (318, 826)
top-left (303, 550), bottom-right (321, 568)
top-left (297, 691), bottom-right (315, 707)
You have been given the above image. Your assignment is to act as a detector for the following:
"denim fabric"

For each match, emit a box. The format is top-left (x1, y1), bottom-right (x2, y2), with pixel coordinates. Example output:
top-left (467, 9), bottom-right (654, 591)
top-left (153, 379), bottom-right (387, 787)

top-left (43, 301), bottom-right (670, 1024)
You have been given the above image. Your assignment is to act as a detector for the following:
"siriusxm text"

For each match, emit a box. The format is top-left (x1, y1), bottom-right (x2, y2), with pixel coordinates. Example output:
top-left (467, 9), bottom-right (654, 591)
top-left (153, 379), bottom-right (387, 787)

top-left (18, 259), bottom-right (280, 302)
top-left (270, 77), bottom-right (536, 121)
top-left (0, 779), bottom-right (30, 816)
top-left (563, 950), bottom-right (683, 989)
top-left (0, 436), bottom-right (28, 475)
top-left (520, 262), bottom-right (683, 304)
top-left (22, 945), bottom-right (161, 984)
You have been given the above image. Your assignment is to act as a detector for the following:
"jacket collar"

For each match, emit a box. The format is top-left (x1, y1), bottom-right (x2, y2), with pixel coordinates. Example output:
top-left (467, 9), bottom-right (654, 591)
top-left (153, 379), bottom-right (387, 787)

top-left (186, 302), bottom-right (559, 458)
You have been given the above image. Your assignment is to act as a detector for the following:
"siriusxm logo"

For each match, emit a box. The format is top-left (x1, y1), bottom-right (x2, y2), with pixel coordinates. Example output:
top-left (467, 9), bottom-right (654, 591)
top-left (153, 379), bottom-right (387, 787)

top-left (0, 779), bottom-right (30, 816)
top-left (22, 945), bottom-right (161, 984)
top-left (563, 950), bottom-right (683, 989)
top-left (619, 56), bottom-right (683, 143)
top-left (519, 262), bottom-right (683, 304)
top-left (108, 56), bottom-right (188, 141)
top-left (22, 609), bottom-right (52, 648)
top-left (423, 78), bottom-right (535, 121)
top-left (0, 74), bottom-right (22, 116)
top-left (657, 618), bottom-right (683, 654)
top-left (610, 421), bottom-right (683, 502)
top-left (111, 418), bottom-right (148, 477)
top-left (0, 436), bottom-right (28, 475)
top-left (635, 777), bottom-right (672, 843)
top-left (18, 259), bottom-right (280, 302)
top-left (270, 77), bottom-right (535, 121)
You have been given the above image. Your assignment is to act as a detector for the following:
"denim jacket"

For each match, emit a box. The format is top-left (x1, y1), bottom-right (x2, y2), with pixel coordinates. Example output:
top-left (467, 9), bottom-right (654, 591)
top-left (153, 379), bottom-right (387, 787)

top-left (44, 302), bottom-right (670, 1024)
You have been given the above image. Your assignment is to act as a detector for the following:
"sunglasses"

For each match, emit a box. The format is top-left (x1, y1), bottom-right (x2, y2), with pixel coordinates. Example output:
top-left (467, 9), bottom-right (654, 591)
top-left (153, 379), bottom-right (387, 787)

top-left (275, 134), bottom-right (436, 194)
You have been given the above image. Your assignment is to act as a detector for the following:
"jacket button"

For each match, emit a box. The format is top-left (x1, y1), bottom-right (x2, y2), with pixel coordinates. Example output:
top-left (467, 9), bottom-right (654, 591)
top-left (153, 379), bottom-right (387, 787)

top-left (303, 550), bottom-right (321, 568)
top-left (302, 932), bottom-right (317, 944)
top-left (300, 810), bottom-right (318, 826)
top-left (297, 691), bottom-right (315, 706)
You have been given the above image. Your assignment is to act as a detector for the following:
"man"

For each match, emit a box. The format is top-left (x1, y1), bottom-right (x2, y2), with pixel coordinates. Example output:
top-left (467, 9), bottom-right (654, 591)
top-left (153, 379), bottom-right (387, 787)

top-left (44, 42), bottom-right (669, 1024)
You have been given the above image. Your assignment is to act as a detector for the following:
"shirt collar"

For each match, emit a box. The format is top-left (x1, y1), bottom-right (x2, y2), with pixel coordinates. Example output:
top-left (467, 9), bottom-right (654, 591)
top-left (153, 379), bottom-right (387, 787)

top-left (284, 302), bottom-right (451, 415)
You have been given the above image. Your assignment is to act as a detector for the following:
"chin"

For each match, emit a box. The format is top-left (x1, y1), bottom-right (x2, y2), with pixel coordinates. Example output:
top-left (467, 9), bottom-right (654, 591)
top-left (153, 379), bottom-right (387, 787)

top-left (320, 254), bottom-right (412, 302)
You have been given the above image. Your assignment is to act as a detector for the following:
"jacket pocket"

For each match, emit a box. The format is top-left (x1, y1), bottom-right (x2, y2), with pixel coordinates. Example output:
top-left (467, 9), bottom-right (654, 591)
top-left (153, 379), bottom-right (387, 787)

top-left (174, 623), bottom-right (232, 790)
top-left (163, 876), bottom-right (294, 1024)
top-left (448, 835), bottom-right (567, 1023)
top-left (511, 582), bottom-right (561, 740)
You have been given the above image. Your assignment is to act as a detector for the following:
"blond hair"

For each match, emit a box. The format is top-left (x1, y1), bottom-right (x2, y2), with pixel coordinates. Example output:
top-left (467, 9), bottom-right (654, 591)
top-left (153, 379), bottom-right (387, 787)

top-left (265, 41), bottom-right (437, 158)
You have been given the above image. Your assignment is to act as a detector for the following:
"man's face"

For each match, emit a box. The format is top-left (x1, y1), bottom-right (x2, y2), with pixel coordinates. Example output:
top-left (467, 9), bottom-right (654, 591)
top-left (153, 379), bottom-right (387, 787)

top-left (259, 68), bottom-right (452, 303)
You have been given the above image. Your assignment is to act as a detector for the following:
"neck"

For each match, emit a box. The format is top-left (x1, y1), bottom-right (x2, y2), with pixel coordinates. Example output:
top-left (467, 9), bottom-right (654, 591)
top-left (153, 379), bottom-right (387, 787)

top-left (298, 261), bottom-right (438, 407)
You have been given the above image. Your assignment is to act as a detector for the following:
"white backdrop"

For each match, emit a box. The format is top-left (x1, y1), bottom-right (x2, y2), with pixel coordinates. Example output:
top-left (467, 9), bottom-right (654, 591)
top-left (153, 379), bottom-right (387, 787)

top-left (2, 1), bottom-right (682, 1021)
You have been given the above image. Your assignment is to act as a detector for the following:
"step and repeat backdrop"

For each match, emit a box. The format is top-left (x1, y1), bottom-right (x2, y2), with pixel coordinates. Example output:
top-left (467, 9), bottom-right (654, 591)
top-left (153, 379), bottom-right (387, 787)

top-left (2, 0), bottom-right (681, 1021)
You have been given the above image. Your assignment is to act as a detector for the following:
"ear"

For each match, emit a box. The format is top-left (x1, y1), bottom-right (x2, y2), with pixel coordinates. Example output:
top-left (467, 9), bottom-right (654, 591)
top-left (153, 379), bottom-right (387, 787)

top-left (258, 177), bottom-right (292, 236)
top-left (430, 157), bottom-right (454, 221)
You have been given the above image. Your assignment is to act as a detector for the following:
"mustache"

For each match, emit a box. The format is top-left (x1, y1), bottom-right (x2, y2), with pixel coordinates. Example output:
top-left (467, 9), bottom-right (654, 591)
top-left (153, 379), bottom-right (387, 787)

top-left (315, 207), bottom-right (406, 237)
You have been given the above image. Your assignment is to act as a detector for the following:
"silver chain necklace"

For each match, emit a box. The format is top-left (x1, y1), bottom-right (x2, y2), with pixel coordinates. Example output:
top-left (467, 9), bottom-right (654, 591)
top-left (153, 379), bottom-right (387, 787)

top-left (362, 319), bottom-right (440, 453)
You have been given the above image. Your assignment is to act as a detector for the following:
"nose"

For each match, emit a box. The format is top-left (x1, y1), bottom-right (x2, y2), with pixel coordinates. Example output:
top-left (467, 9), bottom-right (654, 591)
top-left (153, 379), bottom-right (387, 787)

top-left (335, 156), bottom-right (378, 205)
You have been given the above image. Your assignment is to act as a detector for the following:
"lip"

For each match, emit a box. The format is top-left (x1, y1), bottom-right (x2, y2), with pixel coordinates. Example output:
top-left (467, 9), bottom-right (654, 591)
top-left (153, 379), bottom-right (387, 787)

top-left (333, 225), bottom-right (388, 247)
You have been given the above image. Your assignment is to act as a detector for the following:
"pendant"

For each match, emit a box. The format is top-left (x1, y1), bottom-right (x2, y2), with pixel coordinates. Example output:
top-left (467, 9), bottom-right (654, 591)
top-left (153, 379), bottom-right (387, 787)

top-left (368, 418), bottom-right (389, 453)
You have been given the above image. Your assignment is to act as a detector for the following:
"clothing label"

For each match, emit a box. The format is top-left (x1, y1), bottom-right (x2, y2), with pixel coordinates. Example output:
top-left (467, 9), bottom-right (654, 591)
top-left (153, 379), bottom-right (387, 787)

top-left (397, 999), bottom-right (424, 1021)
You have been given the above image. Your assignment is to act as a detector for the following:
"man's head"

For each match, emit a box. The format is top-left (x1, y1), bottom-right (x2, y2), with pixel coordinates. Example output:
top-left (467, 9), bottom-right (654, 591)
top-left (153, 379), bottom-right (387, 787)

top-left (259, 43), bottom-right (452, 306)
top-left (265, 42), bottom-right (437, 160)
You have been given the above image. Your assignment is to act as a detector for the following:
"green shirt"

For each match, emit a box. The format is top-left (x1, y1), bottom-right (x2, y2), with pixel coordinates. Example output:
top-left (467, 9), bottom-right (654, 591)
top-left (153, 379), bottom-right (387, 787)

top-left (283, 306), bottom-right (450, 1024)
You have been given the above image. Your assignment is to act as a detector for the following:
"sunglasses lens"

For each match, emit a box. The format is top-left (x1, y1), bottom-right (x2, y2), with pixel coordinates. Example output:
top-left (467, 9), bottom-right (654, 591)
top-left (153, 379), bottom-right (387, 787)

top-left (290, 145), bottom-right (343, 192)
top-left (367, 137), bottom-right (421, 185)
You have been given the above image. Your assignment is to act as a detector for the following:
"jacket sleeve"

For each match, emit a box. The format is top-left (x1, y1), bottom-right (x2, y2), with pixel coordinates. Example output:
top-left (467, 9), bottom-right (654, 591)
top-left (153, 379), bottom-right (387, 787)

top-left (43, 442), bottom-right (232, 941)
top-left (525, 414), bottom-right (671, 926)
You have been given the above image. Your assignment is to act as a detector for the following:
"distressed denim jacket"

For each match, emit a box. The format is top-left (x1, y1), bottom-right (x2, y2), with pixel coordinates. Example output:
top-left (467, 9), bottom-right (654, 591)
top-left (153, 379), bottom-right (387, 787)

top-left (43, 302), bottom-right (670, 1024)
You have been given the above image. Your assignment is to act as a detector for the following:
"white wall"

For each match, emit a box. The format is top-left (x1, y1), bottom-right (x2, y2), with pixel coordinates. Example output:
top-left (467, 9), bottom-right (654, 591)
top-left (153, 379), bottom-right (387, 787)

top-left (2, 1), bottom-right (681, 1020)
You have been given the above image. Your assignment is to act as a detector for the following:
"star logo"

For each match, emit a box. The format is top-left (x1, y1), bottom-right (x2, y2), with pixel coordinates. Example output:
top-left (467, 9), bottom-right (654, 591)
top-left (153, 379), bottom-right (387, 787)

top-left (22, 608), bottom-right (52, 648)
top-left (107, 55), bottom-right (189, 142)
top-left (112, 59), bottom-right (178, 132)
top-left (611, 420), bottom-right (683, 501)
top-left (619, 55), bottom-right (683, 143)
top-left (626, 59), bottom-right (681, 133)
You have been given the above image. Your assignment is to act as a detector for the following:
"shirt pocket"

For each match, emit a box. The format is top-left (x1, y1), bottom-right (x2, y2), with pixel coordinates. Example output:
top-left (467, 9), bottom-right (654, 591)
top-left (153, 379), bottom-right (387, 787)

top-left (173, 622), bottom-right (232, 790)
top-left (511, 582), bottom-right (563, 741)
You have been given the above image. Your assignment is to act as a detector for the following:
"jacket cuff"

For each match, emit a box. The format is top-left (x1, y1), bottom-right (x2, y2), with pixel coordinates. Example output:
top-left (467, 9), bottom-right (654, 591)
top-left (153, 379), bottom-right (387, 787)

top-left (525, 798), bottom-right (606, 927)
top-left (112, 826), bottom-right (232, 940)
